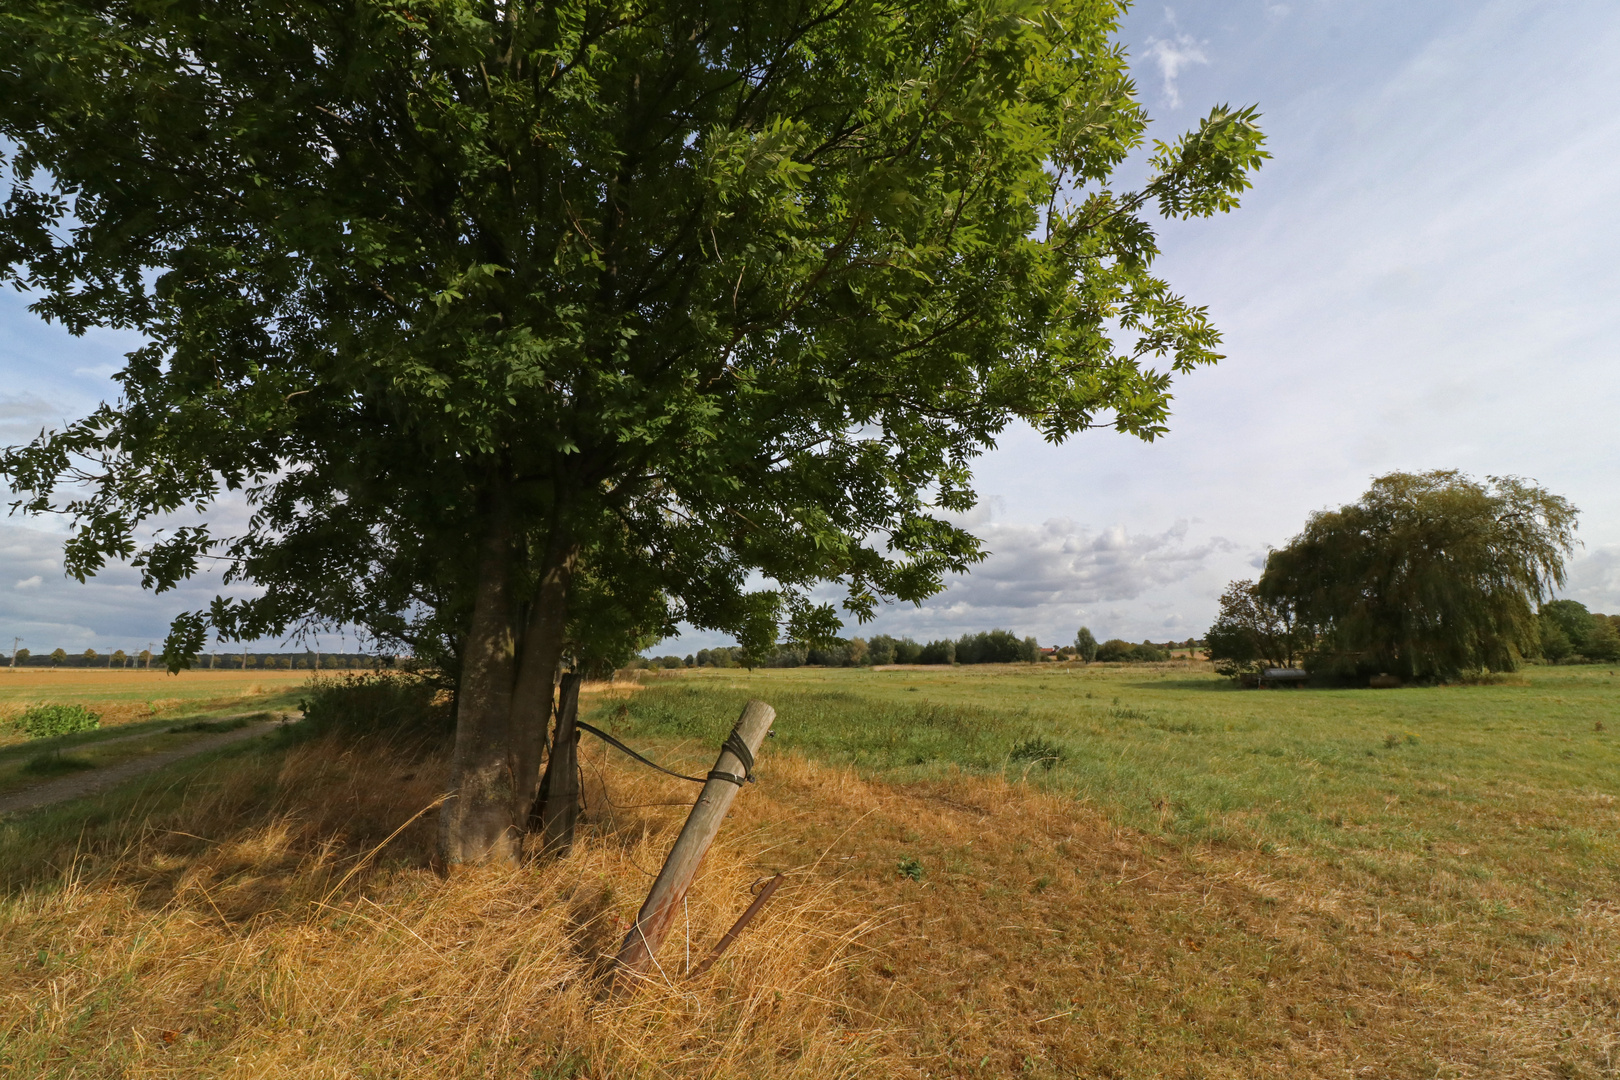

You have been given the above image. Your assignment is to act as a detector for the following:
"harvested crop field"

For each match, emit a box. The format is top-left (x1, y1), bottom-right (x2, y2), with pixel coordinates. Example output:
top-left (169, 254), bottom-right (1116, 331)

top-left (0, 668), bottom-right (357, 735)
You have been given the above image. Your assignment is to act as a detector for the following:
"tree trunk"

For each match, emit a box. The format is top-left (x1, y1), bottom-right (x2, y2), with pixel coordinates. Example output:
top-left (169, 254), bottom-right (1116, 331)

top-left (509, 533), bottom-right (576, 829)
top-left (436, 497), bottom-right (521, 869)
top-left (532, 673), bottom-right (583, 855)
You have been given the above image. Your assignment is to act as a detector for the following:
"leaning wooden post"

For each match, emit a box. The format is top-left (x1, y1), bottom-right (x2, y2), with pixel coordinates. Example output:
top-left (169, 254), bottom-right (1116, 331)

top-left (533, 673), bottom-right (583, 855)
top-left (613, 699), bottom-right (775, 987)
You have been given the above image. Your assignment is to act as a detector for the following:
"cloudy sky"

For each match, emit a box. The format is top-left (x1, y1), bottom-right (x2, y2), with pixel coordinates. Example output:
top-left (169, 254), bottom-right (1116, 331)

top-left (3, 0), bottom-right (1619, 655)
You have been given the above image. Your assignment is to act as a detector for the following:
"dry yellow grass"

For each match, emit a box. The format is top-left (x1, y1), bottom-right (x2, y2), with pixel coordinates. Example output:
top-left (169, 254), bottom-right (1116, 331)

top-left (3, 710), bottom-right (1616, 1078)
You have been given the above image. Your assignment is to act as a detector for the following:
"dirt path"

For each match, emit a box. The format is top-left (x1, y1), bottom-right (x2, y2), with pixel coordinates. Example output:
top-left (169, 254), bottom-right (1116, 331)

top-left (0, 721), bottom-right (285, 816)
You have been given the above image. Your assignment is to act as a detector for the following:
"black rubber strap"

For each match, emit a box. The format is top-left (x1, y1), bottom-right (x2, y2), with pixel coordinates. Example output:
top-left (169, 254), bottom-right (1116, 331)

top-left (573, 721), bottom-right (706, 784)
top-left (573, 720), bottom-right (757, 788)
top-left (707, 727), bottom-right (755, 786)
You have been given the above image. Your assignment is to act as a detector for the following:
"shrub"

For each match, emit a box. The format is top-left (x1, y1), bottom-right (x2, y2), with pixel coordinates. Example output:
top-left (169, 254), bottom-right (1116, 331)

top-left (1094, 639), bottom-right (1170, 663)
top-left (298, 674), bottom-right (449, 745)
top-left (1095, 639), bottom-right (1135, 663)
top-left (14, 703), bottom-right (101, 738)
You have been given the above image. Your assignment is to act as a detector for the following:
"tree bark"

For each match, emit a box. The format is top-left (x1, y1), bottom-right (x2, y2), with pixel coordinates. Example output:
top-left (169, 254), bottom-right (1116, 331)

top-left (532, 672), bottom-right (583, 855)
top-left (509, 532), bottom-right (576, 829)
top-left (436, 495), bottom-right (521, 869)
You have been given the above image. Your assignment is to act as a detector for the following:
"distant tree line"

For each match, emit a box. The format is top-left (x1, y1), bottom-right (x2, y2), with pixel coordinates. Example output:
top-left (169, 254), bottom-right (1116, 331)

top-left (3, 649), bottom-right (385, 670)
top-left (632, 626), bottom-right (1201, 670)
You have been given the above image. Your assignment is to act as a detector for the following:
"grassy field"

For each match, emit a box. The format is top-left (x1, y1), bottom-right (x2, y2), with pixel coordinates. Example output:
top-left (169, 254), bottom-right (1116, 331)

top-left (0, 662), bottom-right (1615, 1078)
top-left (0, 668), bottom-right (336, 733)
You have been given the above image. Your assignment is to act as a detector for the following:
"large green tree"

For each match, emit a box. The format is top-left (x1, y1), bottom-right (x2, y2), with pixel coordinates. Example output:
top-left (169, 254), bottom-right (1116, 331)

top-left (1, 0), bottom-right (1266, 865)
top-left (1259, 471), bottom-right (1577, 680)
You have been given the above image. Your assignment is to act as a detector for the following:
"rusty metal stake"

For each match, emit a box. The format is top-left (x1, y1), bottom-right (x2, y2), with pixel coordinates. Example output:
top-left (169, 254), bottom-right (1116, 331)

top-left (687, 873), bottom-right (784, 979)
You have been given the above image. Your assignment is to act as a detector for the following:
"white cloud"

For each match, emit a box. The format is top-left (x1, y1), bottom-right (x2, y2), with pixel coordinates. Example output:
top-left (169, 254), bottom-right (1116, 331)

top-left (1566, 547), bottom-right (1620, 614)
top-left (824, 518), bottom-right (1237, 645)
top-left (0, 519), bottom-right (284, 652)
top-left (1143, 34), bottom-right (1208, 108)
top-left (0, 391), bottom-right (62, 441)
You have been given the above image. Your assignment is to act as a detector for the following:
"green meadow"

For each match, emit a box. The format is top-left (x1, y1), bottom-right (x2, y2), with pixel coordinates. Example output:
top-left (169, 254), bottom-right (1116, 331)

top-left (602, 661), bottom-right (1620, 898)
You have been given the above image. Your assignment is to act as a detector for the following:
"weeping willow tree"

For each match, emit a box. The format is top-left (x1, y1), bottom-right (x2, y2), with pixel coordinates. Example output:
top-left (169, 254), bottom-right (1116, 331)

top-left (1259, 471), bottom-right (1578, 680)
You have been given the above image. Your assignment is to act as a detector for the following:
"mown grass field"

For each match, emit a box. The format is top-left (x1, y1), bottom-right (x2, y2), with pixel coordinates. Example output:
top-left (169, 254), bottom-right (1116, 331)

top-left (0, 662), bottom-right (1615, 1079)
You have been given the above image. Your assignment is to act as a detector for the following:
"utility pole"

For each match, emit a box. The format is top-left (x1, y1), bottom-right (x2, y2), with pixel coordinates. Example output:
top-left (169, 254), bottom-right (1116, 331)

top-left (146, 641), bottom-right (154, 671)
top-left (9, 637), bottom-right (19, 669)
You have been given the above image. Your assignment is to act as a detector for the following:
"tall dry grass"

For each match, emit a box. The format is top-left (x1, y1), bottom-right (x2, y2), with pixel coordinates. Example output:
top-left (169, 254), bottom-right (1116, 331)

top-left (3, 719), bottom-right (1616, 1078)
top-left (0, 735), bottom-right (896, 1079)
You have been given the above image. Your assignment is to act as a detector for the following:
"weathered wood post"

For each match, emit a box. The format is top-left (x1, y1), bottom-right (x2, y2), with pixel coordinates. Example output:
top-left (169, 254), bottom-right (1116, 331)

top-left (532, 673), bottom-right (583, 855)
top-left (613, 699), bottom-right (775, 986)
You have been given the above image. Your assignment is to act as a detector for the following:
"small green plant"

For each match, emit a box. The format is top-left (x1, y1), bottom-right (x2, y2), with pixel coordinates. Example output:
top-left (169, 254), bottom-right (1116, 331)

top-left (897, 857), bottom-right (925, 881)
top-left (14, 704), bottom-right (101, 738)
top-left (20, 750), bottom-right (96, 776)
top-left (1010, 736), bottom-right (1065, 770)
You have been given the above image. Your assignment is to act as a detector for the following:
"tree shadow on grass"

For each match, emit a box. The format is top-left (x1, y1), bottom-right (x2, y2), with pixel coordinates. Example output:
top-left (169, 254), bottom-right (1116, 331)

top-left (0, 732), bottom-right (446, 910)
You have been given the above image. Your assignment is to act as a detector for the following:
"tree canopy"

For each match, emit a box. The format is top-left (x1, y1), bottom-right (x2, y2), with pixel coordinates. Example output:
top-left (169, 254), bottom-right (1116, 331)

top-left (1, 0), bottom-right (1267, 863)
top-left (1074, 625), bottom-right (1098, 662)
top-left (1204, 578), bottom-right (1304, 677)
top-left (1256, 471), bottom-right (1577, 681)
top-left (1538, 600), bottom-right (1620, 664)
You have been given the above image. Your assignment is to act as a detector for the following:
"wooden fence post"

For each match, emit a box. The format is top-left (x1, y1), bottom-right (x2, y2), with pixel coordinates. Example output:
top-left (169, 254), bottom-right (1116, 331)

top-left (533, 673), bottom-right (582, 855)
top-left (613, 699), bottom-right (775, 986)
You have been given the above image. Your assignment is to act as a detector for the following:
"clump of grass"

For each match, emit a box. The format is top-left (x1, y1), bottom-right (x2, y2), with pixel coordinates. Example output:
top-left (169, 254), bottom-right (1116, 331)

top-left (13, 703), bottom-right (100, 738)
top-left (1010, 736), bottom-right (1065, 770)
top-left (896, 856), bottom-right (925, 880)
top-left (19, 749), bottom-right (96, 775)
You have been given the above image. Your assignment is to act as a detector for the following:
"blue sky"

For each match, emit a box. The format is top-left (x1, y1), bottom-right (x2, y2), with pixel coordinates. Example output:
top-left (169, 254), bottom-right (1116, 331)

top-left (3, 1), bottom-right (1619, 655)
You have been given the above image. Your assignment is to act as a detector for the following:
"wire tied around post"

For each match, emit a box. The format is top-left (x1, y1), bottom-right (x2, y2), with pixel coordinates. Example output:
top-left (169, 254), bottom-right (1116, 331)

top-left (705, 726), bottom-right (756, 787)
